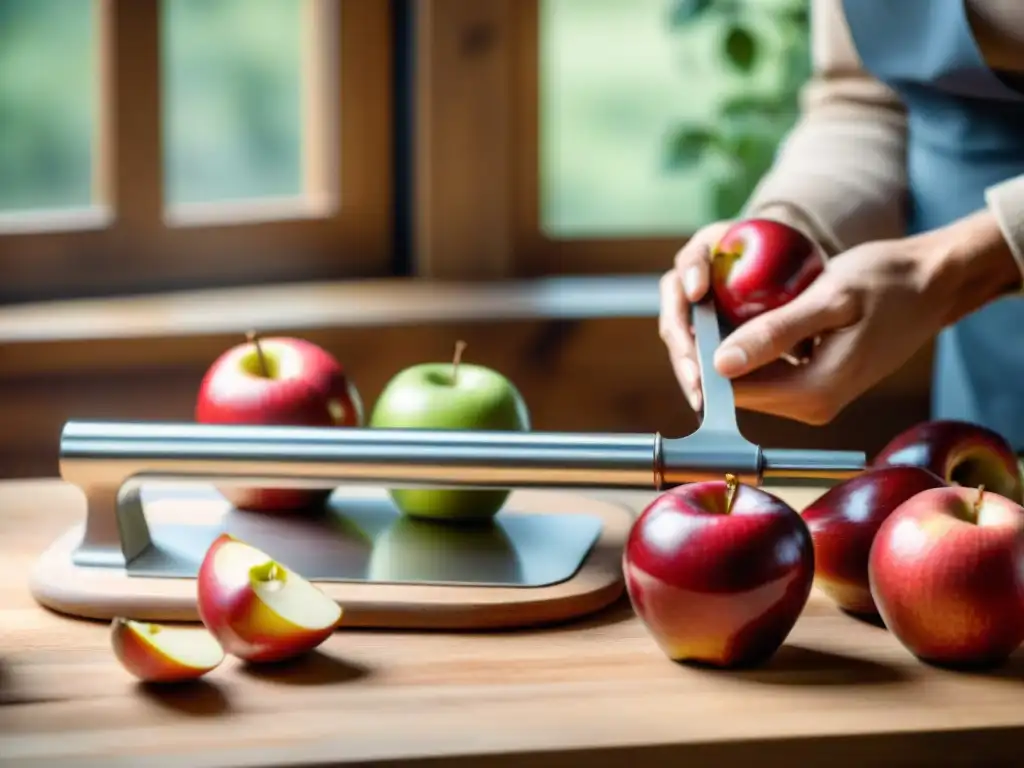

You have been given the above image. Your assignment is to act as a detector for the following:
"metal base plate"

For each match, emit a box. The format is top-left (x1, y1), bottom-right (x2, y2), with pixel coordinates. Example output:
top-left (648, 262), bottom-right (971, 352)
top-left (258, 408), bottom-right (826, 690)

top-left (128, 485), bottom-right (604, 589)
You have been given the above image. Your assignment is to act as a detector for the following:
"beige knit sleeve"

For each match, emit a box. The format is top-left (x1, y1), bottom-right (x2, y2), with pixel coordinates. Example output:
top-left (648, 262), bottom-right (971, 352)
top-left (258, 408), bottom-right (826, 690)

top-left (985, 175), bottom-right (1024, 284)
top-left (741, 0), bottom-right (909, 257)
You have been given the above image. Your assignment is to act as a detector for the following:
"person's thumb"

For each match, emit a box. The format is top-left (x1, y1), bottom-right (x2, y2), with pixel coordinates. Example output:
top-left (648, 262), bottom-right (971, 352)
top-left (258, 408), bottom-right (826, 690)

top-left (712, 280), bottom-right (857, 378)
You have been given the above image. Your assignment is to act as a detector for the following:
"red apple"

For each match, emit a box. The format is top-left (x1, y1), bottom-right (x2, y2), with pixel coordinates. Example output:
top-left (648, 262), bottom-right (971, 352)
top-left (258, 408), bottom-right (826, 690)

top-left (110, 617), bottom-right (224, 683)
top-left (197, 533), bottom-right (343, 663)
top-left (869, 485), bottom-right (1024, 668)
top-left (801, 466), bottom-right (945, 616)
top-left (196, 331), bottom-right (363, 513)
top-left (623, 475), bottom-right (814, 668)
top-left (709, 218), bottom-right (824, 330)
top-left (873, 420), bottom-right (1022, 503)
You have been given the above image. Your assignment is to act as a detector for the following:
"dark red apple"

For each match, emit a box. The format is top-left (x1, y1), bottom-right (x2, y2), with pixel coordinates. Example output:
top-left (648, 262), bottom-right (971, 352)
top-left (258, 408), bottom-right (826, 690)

top-left (196, 332), bottom-right (363, 513)
top-left (869, 484), bottom-right (1024, 668)
top-left (873, 420), bottom-right (1022, 503)
top-left (708, 218), bottom-right (824, 330)
top-left (623, 475), bottom-right (814, 668)
top-left (801, 466), bottom-right (945, 616)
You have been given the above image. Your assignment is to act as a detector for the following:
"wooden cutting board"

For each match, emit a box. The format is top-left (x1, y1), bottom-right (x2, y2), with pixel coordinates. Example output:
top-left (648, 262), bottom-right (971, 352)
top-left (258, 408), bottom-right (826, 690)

top-left (27, 483), bottom-right (635, 630)
top-left (5, 479), bottom-right (1024, 768)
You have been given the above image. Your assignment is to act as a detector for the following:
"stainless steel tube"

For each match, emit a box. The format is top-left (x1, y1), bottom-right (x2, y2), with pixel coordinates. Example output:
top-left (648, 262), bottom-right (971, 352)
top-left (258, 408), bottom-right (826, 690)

top-left (60, 420), bottom-right (660, 491)
top-left (60, 420), bottom-right (866, 493)
top-left (761, 447), bottom-right (868, 482)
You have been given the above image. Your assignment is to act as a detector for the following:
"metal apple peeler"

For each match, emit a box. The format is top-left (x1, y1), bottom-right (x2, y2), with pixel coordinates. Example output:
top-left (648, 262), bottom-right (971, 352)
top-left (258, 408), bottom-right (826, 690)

top-left (57, 297), bottom-right (865, 571)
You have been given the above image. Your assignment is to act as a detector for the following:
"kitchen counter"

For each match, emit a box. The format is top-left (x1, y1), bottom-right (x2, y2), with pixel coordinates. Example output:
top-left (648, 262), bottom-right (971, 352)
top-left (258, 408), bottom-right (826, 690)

top-left (3, 478), bottom-right (1024, 767)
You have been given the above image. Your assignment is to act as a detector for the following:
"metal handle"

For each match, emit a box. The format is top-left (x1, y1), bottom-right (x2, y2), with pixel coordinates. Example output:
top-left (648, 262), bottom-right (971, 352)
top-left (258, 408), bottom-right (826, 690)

top-left (58, 419), bottom-right (864, 569)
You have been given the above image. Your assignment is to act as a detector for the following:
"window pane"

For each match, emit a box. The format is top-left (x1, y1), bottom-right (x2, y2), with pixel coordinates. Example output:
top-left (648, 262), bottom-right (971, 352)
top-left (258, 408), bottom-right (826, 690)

top-left (162, 0), bottom-right (304, 206)
top-left (540, 0), bottom-right (810, 237)
top-left (0, 0), bottom-right (95, 212)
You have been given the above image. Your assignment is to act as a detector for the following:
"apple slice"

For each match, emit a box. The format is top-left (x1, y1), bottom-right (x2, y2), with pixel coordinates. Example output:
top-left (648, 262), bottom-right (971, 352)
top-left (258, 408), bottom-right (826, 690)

top-left (197, 533), bottom-right (343, 663)
top-left (110, 617), bottom-right (225, 683)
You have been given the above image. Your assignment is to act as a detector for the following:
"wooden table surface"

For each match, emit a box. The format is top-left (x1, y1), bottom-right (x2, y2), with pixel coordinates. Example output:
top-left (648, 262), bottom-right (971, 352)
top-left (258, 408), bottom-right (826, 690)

top-left (3, 478), bottom-right (1024, 768)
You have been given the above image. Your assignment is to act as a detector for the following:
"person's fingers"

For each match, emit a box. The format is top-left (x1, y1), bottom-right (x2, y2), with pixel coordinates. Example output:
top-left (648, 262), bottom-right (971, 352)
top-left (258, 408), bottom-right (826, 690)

top-left (712, 279), bottom-right (860, 379)
top-left (671, 352), bottom-right (703, 413)
top-left (660, 222), bottom-right (735, 413)
top-left (673, 221), bottom-right (732, 302)
top-left (730, 330), bottom-right (857, 424)
top-left (659, 270), bottom-right (702, 411)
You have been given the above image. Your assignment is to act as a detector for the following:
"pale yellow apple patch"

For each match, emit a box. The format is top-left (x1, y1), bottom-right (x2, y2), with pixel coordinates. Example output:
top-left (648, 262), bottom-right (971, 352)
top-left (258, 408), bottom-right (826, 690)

top-left (815, 575), bottom-right (872, 613)
top-left (127, 620), bottom-right (225, 670)
top-left (918, 514), bottom-right (960, 540)
top-left (327, 399), bottom-right (347, 424)
top-left (666, 636), bottom-right (730, 662)
top-left (238, 340), bottom-right (306, 380)
top-left (251, 566), bottom-right (342, 631)
top-left (217, 541), bottom-right (342, 631)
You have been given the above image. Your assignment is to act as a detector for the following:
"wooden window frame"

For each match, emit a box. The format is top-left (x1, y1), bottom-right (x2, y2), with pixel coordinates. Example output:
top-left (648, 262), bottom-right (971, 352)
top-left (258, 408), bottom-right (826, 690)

top-left (0, 0), bottom-right (393, 304)
top-left (413, 0), bottom-right (683, 281)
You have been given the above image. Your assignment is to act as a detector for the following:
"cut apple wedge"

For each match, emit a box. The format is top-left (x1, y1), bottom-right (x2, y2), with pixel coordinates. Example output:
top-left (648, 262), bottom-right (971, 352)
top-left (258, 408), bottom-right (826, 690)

top-left (110, 617), bottom-right (225, 683)
top-left (197, 533), bottom-right (343, 663)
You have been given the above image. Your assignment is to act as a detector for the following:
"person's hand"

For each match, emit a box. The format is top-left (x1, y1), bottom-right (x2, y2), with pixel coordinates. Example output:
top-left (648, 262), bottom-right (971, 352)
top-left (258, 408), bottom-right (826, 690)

top-left (710, 213), bottom-right (1022, 424)
top-left (659, 221), bottom-right (734, 412)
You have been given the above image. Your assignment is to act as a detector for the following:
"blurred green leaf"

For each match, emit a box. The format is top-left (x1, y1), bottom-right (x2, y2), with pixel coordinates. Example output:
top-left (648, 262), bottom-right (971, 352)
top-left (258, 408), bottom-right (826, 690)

top-left (664, 126), bottom-right (718, 169)
top-left (667, 0), bottom-right (713, 27)
top-left (782, 40), bottom-right (812, 90)
top-left (712, 177), bottom-right (751, 219)
top-left (783, 4), bottom-right (809, 27)
top-left (723, 26), bottom-right (758, 72)
top-left (722, 95), bottom-right (790, 123)
top-left (737, 136), bottom-right (777, 176)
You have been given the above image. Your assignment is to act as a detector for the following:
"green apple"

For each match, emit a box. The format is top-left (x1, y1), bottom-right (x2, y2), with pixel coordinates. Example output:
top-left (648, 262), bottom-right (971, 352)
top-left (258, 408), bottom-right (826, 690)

top-left (369, 342), bottom-right (530, 521)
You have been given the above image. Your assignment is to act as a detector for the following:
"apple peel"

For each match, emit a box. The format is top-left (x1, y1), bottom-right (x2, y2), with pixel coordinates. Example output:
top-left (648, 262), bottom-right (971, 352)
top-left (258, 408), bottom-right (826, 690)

top-left (110, 617), bottom-right (225, 683)
top-left (197, 534), bottom-right (343, 664)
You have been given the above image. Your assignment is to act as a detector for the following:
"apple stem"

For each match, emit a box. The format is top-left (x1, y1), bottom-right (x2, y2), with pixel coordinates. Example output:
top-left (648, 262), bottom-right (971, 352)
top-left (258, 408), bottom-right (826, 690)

top-left (724, 473), bottom-right (739, 515)
top-left (246, 330), bottom-right (270, 377)
top-left (974, 484), bottom-right (986, 517)
top-left (452, 340), bottom-right (467, 385)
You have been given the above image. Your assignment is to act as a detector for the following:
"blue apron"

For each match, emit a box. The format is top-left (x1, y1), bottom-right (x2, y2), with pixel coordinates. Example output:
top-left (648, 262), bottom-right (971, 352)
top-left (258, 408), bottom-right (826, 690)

top-left (840, 0), bottom-right (1024, 450)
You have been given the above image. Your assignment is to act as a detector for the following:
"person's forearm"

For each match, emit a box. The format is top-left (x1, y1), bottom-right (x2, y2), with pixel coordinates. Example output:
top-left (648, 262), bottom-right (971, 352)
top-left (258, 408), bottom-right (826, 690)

top-left (741, 0), bottom-right (909, 256)
top-left (985, 174), bottom-right (1024, 291)
top-left (916, 207), bottom-right (1024, 328)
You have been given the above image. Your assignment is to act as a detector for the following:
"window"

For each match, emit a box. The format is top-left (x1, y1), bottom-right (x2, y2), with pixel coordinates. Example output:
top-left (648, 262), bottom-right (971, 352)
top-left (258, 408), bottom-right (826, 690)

top-left (513, 0), bottom-right (811, 276)
top-left (0, 0), bottom-right (392, 303)
top-left (0, 0), bottom-right (810, 301)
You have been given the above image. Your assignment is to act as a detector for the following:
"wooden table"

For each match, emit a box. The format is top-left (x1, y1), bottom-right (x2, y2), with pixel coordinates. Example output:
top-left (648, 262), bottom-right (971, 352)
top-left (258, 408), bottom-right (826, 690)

top-left (3, 478), bottom-right (1024, 767)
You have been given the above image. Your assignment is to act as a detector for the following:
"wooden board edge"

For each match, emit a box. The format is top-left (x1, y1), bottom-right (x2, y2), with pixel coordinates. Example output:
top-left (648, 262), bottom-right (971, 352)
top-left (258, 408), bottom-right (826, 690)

top-left (29, 490), bottom-right (634, 631)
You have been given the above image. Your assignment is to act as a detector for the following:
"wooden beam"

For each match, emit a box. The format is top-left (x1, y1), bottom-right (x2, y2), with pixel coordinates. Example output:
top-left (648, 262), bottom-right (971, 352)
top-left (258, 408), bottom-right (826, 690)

top-left (414, 0), bottom-right (514, 279)
top-left (102, 0), bottom-right (163, 231)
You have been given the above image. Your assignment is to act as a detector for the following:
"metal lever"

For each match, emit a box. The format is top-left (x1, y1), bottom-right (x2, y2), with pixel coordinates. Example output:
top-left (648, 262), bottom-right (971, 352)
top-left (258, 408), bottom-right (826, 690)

top-left (58, 297), bottom-right (864, 569)
top-left (657, 295), bottom-right (765, 485)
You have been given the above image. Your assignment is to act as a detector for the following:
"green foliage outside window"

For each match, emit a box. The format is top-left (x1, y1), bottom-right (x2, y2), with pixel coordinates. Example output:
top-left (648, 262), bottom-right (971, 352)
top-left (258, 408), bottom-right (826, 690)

top-left (663, 0), bottom-right (810, 220)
